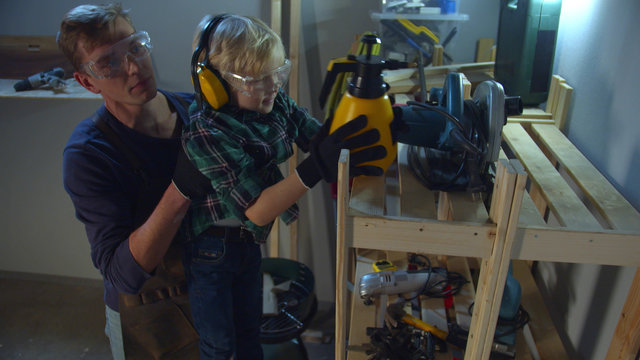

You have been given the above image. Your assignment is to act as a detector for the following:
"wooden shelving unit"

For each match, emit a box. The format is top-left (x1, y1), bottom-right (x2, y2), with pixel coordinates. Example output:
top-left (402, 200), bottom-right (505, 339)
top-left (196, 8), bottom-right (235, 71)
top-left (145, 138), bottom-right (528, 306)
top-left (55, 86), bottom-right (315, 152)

top-left (333, 76), bottom-right (640, 359)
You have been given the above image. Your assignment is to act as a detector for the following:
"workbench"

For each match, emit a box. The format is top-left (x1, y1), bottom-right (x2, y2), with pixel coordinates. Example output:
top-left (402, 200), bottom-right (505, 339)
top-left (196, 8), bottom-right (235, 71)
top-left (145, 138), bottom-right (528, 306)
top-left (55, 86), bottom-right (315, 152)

top-left (333, 76), bottom-right (640, 359)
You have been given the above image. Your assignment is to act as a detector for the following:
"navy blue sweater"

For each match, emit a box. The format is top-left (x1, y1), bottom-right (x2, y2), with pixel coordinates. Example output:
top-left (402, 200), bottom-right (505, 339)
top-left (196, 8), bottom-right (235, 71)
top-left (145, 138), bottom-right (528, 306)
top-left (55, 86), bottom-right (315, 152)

top-left (62, 90), bottom-right (194, 311)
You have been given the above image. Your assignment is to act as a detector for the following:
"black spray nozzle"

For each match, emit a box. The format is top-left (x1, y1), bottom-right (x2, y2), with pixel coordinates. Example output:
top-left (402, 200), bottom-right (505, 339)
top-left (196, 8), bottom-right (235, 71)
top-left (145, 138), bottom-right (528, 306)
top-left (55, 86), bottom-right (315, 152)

top-left (319, 34), bottom-right (409, 107)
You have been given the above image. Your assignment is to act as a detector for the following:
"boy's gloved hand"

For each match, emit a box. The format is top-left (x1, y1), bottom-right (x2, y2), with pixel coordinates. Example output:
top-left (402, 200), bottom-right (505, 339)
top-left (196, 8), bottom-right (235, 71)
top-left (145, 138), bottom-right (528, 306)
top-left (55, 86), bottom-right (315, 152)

top-left (172, 146), bottom-right (213, 200)
top-left (296, 115), bottom-right (386, 188)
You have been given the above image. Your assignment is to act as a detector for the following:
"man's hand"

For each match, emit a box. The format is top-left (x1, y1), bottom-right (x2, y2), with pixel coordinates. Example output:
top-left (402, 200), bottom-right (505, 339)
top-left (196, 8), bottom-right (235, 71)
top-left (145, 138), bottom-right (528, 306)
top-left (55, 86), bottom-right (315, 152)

top-left (296, 115), bottom-right (386, 188)
top-left (172, 145), bottom-right (213, 199)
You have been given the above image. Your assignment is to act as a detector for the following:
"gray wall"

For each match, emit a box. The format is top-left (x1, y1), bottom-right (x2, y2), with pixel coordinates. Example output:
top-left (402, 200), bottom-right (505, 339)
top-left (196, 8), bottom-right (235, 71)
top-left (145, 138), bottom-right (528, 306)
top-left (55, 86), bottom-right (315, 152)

top-left (1, 1), bottom-right (638, 358)
top-left (535, 0), bottom-right (640, 359)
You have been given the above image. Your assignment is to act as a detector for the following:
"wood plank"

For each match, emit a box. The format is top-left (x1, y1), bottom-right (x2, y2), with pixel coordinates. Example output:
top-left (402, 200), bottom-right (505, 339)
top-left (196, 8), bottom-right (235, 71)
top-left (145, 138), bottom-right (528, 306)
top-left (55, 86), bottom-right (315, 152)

top-left (479, 160), bottom-right (527, 360)
top-left (433, 44), bottom-right (444, 66)
top-left (606, 268), bottom-right (640, 360)
top-left (270, 0), bottom-right (282, 36)
top-left (397, 144), bottom-right (437, 219)
top-left (286, 0), bottom-right (301, 260)
top-left (447, 257), bottom-right (476, 330)
top-left (510, 107), bottom-right (553, 119)
top-left (553, 83), bottom-right (573, 130)
top-left (507, 117), bottom-right (556, 126)
top-left (545, 75), bottom-right (565, 114)
top-left (447, 192), bottom-right (489, 223)
top-left (350, 175), bottom-right (386, 216)
top-left (269, 0), bottom-right (281, 258)
top-left (513, 225), bottom-right (640, 266)
top-left (475, 38), bottom-right (495, 63)
top-left (438, 191), bottom-right (453, 221)
top-left (351, 216), bottom-right (494, 258)
top-left (513, 260), bottom-right (569, 359)
top-left (336, 150), bottom-right (350, 360)
top-left (532, 124), bottom-right (640, 232)
top-left (503, 123), bottom-right (601, 229)
top-left (465, 159), bottom-right (517, 360)
top-left (518, 191), bottom-right (547, 227)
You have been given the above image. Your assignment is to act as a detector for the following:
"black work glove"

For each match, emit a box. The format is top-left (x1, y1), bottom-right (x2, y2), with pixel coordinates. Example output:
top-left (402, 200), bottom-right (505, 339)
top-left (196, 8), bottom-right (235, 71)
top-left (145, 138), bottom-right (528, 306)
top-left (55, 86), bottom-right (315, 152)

top-left (172, 145), bottom-right (213, 200)
top-left (296, 115), bottom-right (387, 188)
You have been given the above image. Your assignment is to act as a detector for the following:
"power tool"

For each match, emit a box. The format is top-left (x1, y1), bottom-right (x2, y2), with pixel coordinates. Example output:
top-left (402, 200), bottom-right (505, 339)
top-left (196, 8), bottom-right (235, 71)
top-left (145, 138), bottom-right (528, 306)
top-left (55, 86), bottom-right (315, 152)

top-left (394, 73), bottom-right (522, 192)
top-left (13, 67), bottom-right (67, 92)
top-left (359, 262), bottom-right (526, 348)
top-left (320, 34), bottom-right (522, 192)
top-left (359, 267), bottom-right (466, 304)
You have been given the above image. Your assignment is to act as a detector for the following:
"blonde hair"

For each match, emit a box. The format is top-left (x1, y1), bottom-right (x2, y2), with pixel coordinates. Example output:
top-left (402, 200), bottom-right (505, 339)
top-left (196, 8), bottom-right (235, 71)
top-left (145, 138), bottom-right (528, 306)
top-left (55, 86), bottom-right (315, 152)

top-left (58, 3), bottom-right (133, 70)
top-left (193, 14), bottom-right (285, 77)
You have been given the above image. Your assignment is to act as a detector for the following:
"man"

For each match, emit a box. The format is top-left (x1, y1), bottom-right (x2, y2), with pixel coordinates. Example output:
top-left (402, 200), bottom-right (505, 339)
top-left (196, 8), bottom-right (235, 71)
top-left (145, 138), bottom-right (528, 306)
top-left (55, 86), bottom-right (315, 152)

top-left (59, 4), bottom-right (207, 359)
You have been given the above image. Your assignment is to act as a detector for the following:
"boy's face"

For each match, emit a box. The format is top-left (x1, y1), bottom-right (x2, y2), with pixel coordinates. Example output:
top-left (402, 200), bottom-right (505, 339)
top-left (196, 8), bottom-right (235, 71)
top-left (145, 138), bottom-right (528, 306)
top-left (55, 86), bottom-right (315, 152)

top-left (73, 16), bottom-right (158, 108)
top-left (232, 55), bottom-right (287, 114)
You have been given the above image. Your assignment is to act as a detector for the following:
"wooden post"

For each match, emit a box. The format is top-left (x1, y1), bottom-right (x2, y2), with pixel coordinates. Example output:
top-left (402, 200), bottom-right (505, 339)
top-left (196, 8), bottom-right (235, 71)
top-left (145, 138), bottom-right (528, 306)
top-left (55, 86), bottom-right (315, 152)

top-left (335, 149), bottom-right (350, 360)
top-left (606, 268), bottom-right (640, 359)
top-left (475, 38), bottom-right (495, 63)
top-left (268, 0), bottom-right (282, 258)
top-left (287, 0), bottom-right (301, 260)
top-left (465, 159), bottom-right (527, 359)
top-left (432, 44), bottom-right (444, 66)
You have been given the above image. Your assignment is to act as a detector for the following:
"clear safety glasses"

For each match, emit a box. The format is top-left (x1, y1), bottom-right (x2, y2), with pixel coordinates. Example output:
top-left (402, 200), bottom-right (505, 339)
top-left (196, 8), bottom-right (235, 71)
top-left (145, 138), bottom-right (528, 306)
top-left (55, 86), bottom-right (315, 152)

top-left (81, 31), bottom-right (152, 79)
top-left (221, 59), bottom-right (291, 97)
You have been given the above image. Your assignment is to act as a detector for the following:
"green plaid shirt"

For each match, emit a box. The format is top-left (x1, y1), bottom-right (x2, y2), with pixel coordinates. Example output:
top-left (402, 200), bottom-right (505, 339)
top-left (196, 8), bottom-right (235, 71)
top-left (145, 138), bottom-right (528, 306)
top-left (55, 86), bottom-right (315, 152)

top-left (183, 90), bottom-right (321, 243)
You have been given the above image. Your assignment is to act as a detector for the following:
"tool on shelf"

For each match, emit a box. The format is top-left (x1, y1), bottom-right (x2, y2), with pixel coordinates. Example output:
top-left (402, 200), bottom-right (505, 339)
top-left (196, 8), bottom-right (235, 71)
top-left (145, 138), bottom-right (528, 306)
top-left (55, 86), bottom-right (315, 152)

top-left (13, 67), bottom-right (67, 92)
top-left (395, 72), bottom-right (522, 192)
top-left (320, 34), bottom-right (522, 192)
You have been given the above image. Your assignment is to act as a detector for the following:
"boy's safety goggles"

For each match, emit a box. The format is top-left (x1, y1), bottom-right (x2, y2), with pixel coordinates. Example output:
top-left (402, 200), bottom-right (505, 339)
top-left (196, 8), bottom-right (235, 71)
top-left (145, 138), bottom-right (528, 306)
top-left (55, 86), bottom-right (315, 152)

top-left (221, 59), bottom-right (291, 97)
top-left (81, 31), bottom-right (153, 79)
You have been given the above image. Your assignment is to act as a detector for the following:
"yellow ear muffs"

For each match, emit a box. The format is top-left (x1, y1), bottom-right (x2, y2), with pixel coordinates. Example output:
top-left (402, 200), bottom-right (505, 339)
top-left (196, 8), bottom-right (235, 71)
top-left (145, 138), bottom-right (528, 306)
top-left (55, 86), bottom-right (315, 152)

top-left (191, 14), bottom-right (230, 110)
top-left (196, 63), bottom-right (229, 110)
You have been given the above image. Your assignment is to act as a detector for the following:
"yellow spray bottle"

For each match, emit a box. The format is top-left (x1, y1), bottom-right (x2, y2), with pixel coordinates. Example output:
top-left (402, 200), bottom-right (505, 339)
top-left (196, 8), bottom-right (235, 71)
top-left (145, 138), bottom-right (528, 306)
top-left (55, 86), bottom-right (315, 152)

top-left (319, 34), bottom-right (407, 173)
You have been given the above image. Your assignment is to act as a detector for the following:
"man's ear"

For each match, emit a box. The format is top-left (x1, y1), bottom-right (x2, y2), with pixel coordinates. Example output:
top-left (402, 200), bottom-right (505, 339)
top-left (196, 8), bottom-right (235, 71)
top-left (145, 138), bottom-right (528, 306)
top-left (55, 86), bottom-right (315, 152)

top-left (74, 72), bottom-right (101, 94)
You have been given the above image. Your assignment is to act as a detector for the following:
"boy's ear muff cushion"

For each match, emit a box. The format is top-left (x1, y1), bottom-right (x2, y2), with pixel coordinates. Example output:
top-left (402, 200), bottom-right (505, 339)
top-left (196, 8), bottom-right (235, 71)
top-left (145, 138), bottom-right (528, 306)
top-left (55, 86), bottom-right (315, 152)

top-left (197, 63), bottom-right (229, 110)
top-left (191, 14), bottom-right (230, 109)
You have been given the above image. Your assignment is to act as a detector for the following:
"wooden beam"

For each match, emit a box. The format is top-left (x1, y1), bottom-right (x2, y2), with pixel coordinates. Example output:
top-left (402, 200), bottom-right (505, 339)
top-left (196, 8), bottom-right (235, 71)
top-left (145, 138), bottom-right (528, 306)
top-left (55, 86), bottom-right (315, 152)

top-left (607, 268), bottom-right (640, 359)
top-left (475, 38), bottom-right (495, 63)
top-left (335, 149), bottom-right (350, 360)
top-left (268, 0), bottom-right (282, 257)
top-left (465, 160), bottom-right (514, 359)
top-left (532, 124), bottom-right (640, 232)
top-left (287, 0), bottom-right (301, 260)
top-left (503, 123), bottom-right (601, 229)
top-left (432, 44), bottom-right (444, 66)
top-left (351, 216), bottom-right (494, 259)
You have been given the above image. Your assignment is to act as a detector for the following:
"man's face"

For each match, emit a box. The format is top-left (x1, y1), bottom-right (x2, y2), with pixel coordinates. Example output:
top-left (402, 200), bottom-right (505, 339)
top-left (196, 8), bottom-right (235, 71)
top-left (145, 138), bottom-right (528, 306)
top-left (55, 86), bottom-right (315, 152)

top-left (73, 17), bottom-right (157, 106)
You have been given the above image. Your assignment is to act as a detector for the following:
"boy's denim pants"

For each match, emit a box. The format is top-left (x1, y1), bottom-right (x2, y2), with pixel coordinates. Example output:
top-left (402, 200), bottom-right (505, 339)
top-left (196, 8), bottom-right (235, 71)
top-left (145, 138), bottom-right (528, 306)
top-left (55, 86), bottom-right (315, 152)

top-left (183, 232), bottom-right (263, 360)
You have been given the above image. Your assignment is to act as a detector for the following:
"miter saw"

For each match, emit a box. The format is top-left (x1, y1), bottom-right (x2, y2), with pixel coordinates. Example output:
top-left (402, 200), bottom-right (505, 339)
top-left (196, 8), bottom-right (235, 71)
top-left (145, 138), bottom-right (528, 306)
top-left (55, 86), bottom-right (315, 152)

top-left (393, 72), bottom-right (523, 193)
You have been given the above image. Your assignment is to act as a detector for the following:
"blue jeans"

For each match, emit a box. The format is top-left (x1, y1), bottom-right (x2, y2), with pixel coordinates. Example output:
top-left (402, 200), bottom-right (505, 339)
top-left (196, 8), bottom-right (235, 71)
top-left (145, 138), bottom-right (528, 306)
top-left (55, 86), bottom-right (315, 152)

top-left (104, 305), bottom-right (125, 360)
top-left (183, 233), bottom-right (263, 360)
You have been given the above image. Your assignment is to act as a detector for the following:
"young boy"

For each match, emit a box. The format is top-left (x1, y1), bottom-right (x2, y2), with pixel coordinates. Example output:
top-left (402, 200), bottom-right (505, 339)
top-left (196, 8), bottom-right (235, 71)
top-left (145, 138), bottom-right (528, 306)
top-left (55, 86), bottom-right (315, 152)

top-left (182, 14), bottom-right (387, 359)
